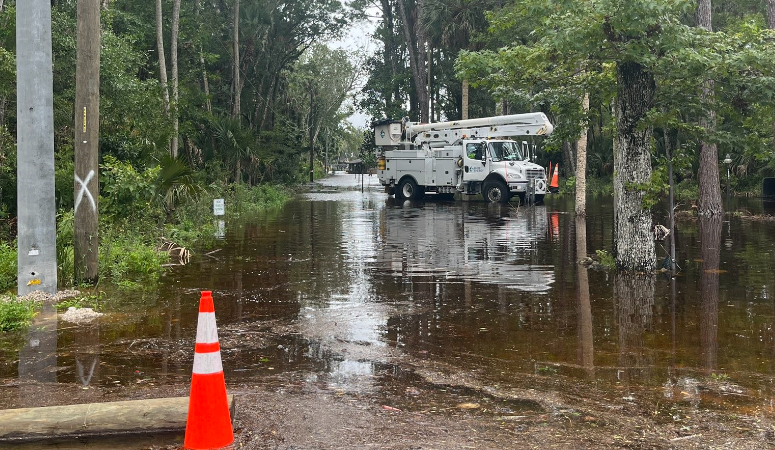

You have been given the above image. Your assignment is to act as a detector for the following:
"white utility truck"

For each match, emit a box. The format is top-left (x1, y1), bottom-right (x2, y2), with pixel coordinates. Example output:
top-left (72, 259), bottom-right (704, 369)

top-left (373, 113), bottom-right (554, 203)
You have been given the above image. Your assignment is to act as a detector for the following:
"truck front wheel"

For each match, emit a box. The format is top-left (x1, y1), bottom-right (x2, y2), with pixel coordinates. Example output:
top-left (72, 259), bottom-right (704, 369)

top-left (483, 180), bottom-right (510, 204)
top-left (398, 178), bottom-right (420, 200)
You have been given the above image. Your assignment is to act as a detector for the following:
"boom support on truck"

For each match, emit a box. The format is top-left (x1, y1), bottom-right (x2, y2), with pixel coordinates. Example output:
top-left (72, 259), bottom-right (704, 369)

top-left (373, 113), bottom-right (554, 203)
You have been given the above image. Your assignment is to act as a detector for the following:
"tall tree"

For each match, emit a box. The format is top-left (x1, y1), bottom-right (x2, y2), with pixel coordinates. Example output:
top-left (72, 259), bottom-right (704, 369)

top-left (769, 0), bottom-right (775, 154)
top-left (575, 93), bottom-right (589, 216)
top-left (613, 62), bottom-right (656, 271)
top-left (232, 0), bottom-right (241, 121)
top-left (170, 0), bottom-right (180, 157)
top-left (696, 0), bottom-right (722, 216)
top-left (155, 0), bottom-right (170, 117)
top-left (74, 0), bottom-right (101, 283)
top-left (397, 0), bottom-right (429, 122)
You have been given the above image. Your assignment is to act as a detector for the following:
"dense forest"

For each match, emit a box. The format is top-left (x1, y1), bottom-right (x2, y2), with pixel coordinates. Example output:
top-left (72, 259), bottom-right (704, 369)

top-left (0, 0), bottom-right (774, 272)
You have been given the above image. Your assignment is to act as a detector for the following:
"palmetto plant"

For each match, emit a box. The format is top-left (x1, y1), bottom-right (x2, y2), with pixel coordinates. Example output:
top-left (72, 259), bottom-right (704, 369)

top-left (155, 154), bottom-right (205, 221)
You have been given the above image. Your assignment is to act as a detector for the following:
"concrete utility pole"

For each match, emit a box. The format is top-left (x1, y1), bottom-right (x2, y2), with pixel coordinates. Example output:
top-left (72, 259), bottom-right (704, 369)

top-left (16, 0), bottom-right (58, 295)
top-left (74, 0), bottom-right (101, 284)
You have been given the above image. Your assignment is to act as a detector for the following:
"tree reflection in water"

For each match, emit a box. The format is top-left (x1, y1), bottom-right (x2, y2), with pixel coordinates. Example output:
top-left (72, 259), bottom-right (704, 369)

top-left (615, 273), bottom-right (655, 385)
top-left (699, 215), bottom-right (722, 371)
top-left (575, 216), bottom-right (594, 377)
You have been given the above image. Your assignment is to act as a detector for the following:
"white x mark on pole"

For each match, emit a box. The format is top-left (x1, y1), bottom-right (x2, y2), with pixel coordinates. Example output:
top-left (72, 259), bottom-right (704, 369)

top-left (75, 170), bottom-right (96, 214)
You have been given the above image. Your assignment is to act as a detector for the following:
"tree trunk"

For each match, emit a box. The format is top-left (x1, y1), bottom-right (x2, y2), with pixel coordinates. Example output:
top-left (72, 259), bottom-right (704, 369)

top-left (74, 0), bottom-right (101, 284)
top-left (428, 45), bottom-right (433, 122)
top-left (397, 0), bottom-right (429, 122)
top-left (563, 141), bottom-right (575, 178)
top-left (155, 0), bottom-right (170, 115)
top-left (575, 93), bottom-right (589, 216)
top-left (696, 0), bottom-right (723, 216)
top-left (461, 79), bottom-right (469, 120)
top-left (575, 216), bottom-right (593, 375)
top-left (613, 62), bottom-right (656, 272)
top-left (769, 0), bottom-right (775, 28)
top-left (665, 129), bottom-right (676, 273)
top-left (170, 0), bottom-right (180, 158)
top-left (200, 46), bottom-right (212, 113)
top-left (232, 0), bottom-right (241, 121)
top-left (769, 0), bottom-right (775, 154)
top-left (699, 215), bottom-right (721, 370)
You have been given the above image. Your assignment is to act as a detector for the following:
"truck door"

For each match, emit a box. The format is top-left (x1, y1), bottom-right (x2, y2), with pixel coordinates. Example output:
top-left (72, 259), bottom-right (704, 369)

top-left (463, 141), bottom-right (487, 183)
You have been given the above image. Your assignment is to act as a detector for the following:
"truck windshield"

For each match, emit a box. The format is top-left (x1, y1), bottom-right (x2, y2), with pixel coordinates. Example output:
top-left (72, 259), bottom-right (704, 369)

top-left (488, 141), bottom-right (524, 162)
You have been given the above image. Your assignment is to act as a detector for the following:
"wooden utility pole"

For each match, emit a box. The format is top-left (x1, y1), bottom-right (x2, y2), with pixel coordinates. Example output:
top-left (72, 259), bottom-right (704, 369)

top-left (74, 0), bottom-right (101, 283)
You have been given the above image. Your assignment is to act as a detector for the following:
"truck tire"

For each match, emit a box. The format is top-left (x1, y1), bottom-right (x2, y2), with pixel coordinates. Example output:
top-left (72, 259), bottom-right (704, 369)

top-left (398, 178), bottom-right (420, 200)
top-left (483, 180), bottom-right (510, 204)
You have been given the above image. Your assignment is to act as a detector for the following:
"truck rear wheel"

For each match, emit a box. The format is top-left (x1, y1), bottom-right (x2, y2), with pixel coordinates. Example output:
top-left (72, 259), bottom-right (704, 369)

top-left (483, 180), bottom-right (510, 204)
top-left (398, 178), bottom-right (420, 200)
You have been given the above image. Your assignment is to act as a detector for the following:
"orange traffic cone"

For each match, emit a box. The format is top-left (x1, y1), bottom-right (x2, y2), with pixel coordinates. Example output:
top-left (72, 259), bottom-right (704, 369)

top-left (549, 163), bottom-right (560, 193)
top-left (184, 291), bottom-right (234, 449)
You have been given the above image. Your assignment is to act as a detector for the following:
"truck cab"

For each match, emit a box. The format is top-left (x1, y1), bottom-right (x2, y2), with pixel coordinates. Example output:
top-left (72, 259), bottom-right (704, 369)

top-left (462, 140), bottom-right (547, 203)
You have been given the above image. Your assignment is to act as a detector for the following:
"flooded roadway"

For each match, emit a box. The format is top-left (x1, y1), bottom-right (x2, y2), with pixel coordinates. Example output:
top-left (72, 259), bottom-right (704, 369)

top-left (1, 173), bottom-right (775, 430)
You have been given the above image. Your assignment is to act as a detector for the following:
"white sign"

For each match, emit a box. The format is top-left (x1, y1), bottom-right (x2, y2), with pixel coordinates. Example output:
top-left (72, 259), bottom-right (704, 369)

top-left (213, 199), bottom-right (225, 216)
top-left (215, 220), bottom-right (226, 239)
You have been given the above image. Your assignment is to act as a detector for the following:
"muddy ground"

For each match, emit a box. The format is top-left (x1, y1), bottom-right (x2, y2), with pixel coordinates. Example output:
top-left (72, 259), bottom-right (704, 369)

top-left (2, 316), bottom-right (773, 449)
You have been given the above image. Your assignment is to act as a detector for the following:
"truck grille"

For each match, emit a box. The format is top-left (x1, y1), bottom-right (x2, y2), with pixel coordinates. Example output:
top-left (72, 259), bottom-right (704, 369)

top-left (526, 169), bottom-right (545, 180)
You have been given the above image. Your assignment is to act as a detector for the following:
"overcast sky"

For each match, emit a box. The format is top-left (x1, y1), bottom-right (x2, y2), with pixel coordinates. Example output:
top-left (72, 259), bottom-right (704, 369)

top-left (328, 5), bottom-right (381, 129)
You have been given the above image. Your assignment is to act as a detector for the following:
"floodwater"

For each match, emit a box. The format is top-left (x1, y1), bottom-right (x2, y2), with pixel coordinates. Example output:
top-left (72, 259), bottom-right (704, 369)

top-left (2, 173), bottom-right (775, 424)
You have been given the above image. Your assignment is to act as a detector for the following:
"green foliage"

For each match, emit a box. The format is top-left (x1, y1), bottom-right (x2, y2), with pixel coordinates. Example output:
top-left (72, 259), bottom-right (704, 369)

top-left (228, 184), bottom-right (291, 217)
top-left (0, 241), bottom-right (16, 293)
top-left (56, 292), bottom-right (104, 312)
top-left (455, 0), bottom-right (775, 202)
top-left (0, 297), bottom-right (36, 332)
top-left (56, 211), bottom-right (75, 284)
top-left (100, 155), bottom-right (164, 222)
top-left (99, 226), bottom-right (167, 286)
top-left (595, 250), bottom-right (616, 270)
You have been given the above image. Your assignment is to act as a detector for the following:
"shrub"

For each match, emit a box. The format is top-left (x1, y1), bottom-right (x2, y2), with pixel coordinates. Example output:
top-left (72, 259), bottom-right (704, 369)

top-left (0, 241), bottom-right (16, 293)
top-left (0, 297), bottom-right (36, 332)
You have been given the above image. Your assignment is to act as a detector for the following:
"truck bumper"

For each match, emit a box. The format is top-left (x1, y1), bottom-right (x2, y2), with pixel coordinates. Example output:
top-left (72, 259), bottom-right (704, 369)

top-left (508, 182), bottom-right (528, 193)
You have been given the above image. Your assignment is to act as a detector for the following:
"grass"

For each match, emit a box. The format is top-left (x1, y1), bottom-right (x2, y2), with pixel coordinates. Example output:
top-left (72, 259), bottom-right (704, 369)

top-left (0, 297), bottom-right (36, 332)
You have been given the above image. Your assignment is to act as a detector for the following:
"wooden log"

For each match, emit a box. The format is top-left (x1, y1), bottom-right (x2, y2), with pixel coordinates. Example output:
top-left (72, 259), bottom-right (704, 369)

top-left (0, 395), bottom-right (235, 441)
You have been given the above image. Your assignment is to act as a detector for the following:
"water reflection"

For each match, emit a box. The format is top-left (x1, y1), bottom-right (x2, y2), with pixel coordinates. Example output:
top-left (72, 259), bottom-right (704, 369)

top-left (615, 274), bottom-right (655, 384)
top-left (575, 216), bottom-right (594, 376)
top-left (378, 200), bottom-right (554, 292)
top-left (699, 216), bottom-right (722, 371)
top-left (18, 304), bottom-right (58, 384)
top-left (17, 304), bottom-right (57, 408)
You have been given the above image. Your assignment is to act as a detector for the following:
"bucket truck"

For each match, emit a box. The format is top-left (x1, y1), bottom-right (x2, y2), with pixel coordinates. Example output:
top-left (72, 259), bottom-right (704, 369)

top-left (373, 113), bottom-right (554, 203)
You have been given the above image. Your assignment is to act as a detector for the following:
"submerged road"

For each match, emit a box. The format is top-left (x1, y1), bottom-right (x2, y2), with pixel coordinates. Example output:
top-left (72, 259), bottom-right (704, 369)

top-left (1, 172), bottom-right (775, 448)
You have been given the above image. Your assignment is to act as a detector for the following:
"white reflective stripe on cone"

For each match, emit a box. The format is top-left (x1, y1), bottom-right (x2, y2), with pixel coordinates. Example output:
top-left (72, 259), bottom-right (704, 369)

top-left (196, 312), bottom-right (219, 344)
top-left (193, 350), bottom-right (224, 375)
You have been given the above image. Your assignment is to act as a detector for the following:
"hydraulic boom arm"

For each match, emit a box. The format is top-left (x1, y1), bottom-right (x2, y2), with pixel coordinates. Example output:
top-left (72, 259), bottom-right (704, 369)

top-left (406, 112), bottom-right (553, 146)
